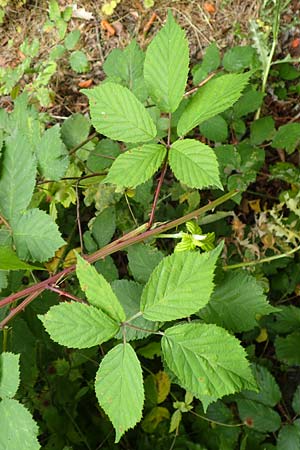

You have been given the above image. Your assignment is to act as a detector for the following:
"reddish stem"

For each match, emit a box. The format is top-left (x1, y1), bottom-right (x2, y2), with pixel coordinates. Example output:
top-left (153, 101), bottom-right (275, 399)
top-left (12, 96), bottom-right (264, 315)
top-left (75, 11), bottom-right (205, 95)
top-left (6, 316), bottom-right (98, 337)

top-left (147, 157), bottom-right (169, 229)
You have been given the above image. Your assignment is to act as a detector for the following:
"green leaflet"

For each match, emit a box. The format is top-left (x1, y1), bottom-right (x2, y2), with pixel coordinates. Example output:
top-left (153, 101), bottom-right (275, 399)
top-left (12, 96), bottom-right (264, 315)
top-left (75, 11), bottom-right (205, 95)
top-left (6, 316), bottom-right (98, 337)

top-left (127, 243), bottom-right (164, 284)
top-left (169, 139), bottom-right (222, 190)
top-left (162, 322), bottom-right (257, 404)
top-left (95, 343), bottom-right (144, 442)
top-left (0, 398), bottom-right (40, 450)
top-left (277, 423), bottom-right (300, 450)
top-left (199, 270), bottom-right (277, 332)
top-left (271, 123), bottom-right (300, 154)
top-left (0, 247), bottom-right (43, 270)
top-left (61, 113), bottom-right (91, 149)
top-left (140, 245), bottom-right (222, 322)
top-left (236, 399), bottom-right (281, 432)
top-left (83, 82), bottom-right (157, 143)
top-left (36, 124), bottom-right (69, 180)
top-left (12, 208), bottom-right (65, 262)
top-left (112, 280), bottom-right (159, 341)
top-left (177, 72), bottom-right (251, 136)
top-left (144, 11), bottom-right (189, 112)
top-left (104, 144), bottom-right (166, 188)
top-left (0, 133), bottom-right (36, 222)
top-left (76, 254), bottom-right (126, 322)
top-left (275, 331), bottom-right (300, 366)
top-left (0, 352), bottom-right (20, 399)
top-left (39, 301), bottom-right (119, 349)
top-left (237, 364), bottom-right (281, 407)
top-left (91, 206), bottom-right (116, 248)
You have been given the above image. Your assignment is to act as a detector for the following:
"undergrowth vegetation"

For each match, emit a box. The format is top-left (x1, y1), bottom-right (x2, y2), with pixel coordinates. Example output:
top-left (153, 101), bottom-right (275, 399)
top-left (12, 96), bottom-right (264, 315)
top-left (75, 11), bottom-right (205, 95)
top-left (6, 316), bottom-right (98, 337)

top-left (1, 1), bottom-right (300, 449)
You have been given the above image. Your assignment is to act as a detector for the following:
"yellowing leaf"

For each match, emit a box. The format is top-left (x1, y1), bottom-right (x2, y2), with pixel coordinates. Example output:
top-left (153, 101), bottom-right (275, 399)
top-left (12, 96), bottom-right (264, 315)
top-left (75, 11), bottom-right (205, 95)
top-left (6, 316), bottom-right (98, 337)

top-left (155, 371), bottom-right (171, 404)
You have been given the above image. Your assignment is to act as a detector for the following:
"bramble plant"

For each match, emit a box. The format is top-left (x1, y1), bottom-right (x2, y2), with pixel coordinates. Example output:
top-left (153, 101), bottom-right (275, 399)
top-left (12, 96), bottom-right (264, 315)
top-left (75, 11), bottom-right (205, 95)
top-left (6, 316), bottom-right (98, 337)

top-left (1, 7), bottom-right (300, 449)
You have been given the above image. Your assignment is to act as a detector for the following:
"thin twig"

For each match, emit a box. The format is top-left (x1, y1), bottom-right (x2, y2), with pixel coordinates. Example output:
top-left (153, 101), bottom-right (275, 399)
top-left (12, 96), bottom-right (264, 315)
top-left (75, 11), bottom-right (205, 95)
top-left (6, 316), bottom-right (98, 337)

top-left (0, 214), bottom-right (12, 232)
top-left (69, 132), bottom-right (98, 156)
top-left (184, 71), bottom-right (216, 97)
top-left (0, 290), bottom-right (42, 328)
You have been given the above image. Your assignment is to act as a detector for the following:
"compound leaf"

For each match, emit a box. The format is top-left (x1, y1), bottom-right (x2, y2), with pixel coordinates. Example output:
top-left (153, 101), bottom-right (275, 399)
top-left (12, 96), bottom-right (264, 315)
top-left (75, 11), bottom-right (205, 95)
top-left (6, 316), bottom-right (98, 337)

top-left (12, 208), bottom-right (65, 262)
top-left (199, 270), bottom-right (277, 332)
top-left (83, 83), bottom-right (156, 143)
top-left (95, 343), bottom-right (144, 442)
top-left (0, 398), bottom-right (40, 450)
top-left (39, 302), bottom-right (119, 349)
top-left (76, 253), bottom-right (125, 322)
top-left (141, 245), bottom-right (222, 322)
top-left (162, 323), bottom-right (257, 403)
top-left (144, 11), bottom-right (189, 112)
top-left (169, 139), bottom-right (222, 190)
top-left (37, 124), bottom-right (69, 180)
top-left (0, 133), bottom-right (36, 222)
top-left (105, 144), bottom-right (166, 188)
top-left (177, 72), bottom-right (250, 136)
top-left (0, 352), bottom-right (20, 399)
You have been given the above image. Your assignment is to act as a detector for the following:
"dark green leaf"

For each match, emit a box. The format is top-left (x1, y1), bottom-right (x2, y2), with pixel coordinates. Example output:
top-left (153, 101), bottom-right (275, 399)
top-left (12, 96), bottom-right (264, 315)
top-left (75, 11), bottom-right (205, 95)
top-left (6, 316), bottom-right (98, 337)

top-left (275, 332), bottom-right (300, 365)
top-left (222, 46), bottom-right (256, 72)
top-left (127, 243), bottom-right (164, 284)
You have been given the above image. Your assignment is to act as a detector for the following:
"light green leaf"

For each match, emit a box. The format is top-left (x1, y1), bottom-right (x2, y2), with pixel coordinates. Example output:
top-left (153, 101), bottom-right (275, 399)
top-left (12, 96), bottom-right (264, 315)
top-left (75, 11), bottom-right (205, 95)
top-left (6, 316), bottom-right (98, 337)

top-left (199, 271), bottom-right (277, 332)
top-left (95, 343), bottom-right (144, 442)
top-left (236, 399), bottom-right (281, 432)
top-left (177, 72), bottom-right (250, 136)
top-left (39, 301), bottom-right (119, 348)
top-left (105, 144), bottom-right (166, 188)
top-left (127, 243), bottom-right (164, 284)
top-left (64, 29), bottom-right (80, 50)
top-left (0, 353), bottom-right (20, 399)
top-left (0, 398), bottom-right (40, 449)
top-left (144, 11), bottom-right (189, 112)
top-left (37, 124), bottom-right (69, 180)
top-left (141, 245), bottom-right (222, 322)
top-left (112, 280), bottom-right (159, 341)
top-left (222, 46), bottom-right (256, 72)
top-left (271, 123), bottom-right (300, 154)
top-left (83, 82), bottom-right (157, 143)
top-left (162, 322), bottom-right (257, 402)
top-left (0, 133), bottom-right (36, 222)
top-left (275, 332), bottom-right (300, 365)
top-left (69, 50), bottom-right (90, 73)
top-left (0, 270), bottom-right (8, 291)
top-left (169, 139), bottom-right (222, 190)
top-left (277, 423), bottom-right (300, 450)
top-left (76, 253), bottom-right (125, 322)
top-left (12, 208), bottom-right (65, 262)
top-left (0, 247), bottom-right (43, 270)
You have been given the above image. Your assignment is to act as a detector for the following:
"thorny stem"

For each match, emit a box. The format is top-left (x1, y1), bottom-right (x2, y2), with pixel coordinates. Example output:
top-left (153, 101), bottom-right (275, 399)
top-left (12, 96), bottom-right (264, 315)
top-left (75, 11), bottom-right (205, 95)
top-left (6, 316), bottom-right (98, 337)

top-left (0, 190), bottom-right (238, 327)
top-left (46, 285), bottom-right (85, 303)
